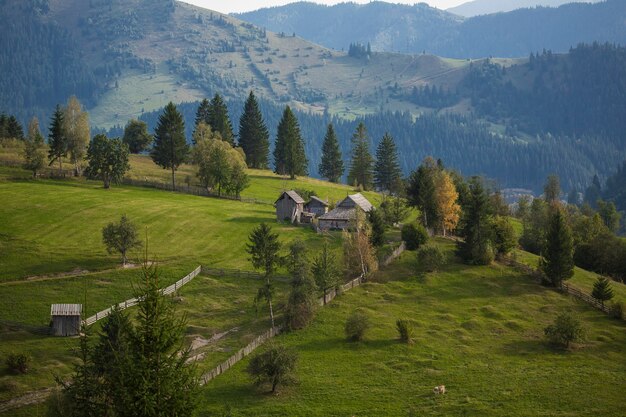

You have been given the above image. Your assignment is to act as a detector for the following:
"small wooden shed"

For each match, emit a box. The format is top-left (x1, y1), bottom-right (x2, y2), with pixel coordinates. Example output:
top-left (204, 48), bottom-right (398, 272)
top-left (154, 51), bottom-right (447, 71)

top-left (275, 190), bottom-right (305, 223)
top-left (51, 304), bottom-right (82, 336)
top-left (318, 193), bottom-right (374, 230)
top-left (304, 196), bottom-right (329, 217)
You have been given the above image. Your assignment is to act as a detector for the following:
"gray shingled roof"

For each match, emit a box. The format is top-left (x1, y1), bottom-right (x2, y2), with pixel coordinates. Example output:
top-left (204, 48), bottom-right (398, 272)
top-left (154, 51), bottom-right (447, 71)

top-left (319, 207), bottom-right (356, 221)
top-left (306, 196), bottom-right (328, 206)
top-left (51, 304), bottom-right (82, 316)
top-left (275, 190), bottom-right (305, 204)
top-left (341, 193), bottom-right (373, 212)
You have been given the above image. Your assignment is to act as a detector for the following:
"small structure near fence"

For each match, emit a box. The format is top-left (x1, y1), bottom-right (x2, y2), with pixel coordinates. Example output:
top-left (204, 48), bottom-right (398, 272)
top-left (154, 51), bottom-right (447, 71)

top-left (50, 304), bottom-right (82, 336)
top-left (318, 193), bottom-right (374, 231)
top-left (275, 190), bottom-right (305, 223)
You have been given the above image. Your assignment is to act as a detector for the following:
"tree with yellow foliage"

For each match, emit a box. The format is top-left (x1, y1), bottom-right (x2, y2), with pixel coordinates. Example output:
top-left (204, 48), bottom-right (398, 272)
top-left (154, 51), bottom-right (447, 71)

top-left (62, 96), bottom-right (90, 176)
top-left (434, 170), bottom-right (460, 237)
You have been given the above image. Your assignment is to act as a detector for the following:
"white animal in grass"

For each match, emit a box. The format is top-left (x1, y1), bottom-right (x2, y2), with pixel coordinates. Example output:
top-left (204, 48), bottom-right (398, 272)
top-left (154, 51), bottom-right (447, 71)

top-left (433, 385), bottom-right (446, 394)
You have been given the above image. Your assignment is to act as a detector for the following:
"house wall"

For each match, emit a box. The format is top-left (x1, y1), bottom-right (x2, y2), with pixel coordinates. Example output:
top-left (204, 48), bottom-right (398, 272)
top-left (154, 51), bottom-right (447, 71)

top-left (306, 203), bottom-right (327, 217)
top-left (52, 315), bottom-right (80, 336)
top-left (318, 218), bottom-right (350, 230)
top-left (276, 197), bottom-right (302, 222)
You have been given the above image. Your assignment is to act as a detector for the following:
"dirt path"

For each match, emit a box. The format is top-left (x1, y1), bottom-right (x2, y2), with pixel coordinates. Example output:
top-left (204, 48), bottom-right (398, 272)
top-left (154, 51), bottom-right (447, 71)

top-left (0, 388), bottom-right (53, 413)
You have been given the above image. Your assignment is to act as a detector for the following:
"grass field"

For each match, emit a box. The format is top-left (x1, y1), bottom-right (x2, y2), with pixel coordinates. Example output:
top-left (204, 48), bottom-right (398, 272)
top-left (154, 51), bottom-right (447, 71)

top-left (199, 240), bottom-right (626, 416)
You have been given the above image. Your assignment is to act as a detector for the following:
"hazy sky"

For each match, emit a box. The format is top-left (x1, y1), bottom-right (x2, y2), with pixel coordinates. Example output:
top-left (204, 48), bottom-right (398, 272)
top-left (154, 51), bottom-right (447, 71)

top-left (183, 1), bottom-right (467, 14)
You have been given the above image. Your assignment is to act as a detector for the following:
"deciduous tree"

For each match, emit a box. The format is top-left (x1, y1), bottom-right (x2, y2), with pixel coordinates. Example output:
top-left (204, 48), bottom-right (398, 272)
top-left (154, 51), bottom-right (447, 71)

top-left (434, 170), bottom-right (460, 236)
top-left (22, 117), bottom-right (46, 178)
top-left (102, 215), bottom-right (142, 266)
top-left (62, 96), bottom-right (90, 176)
top-left (122, 119), bottom-right (152, 153)
top-left (85, 134), bottom-right (130, 189)
top-left (247, 343), bottom-right (297, 393)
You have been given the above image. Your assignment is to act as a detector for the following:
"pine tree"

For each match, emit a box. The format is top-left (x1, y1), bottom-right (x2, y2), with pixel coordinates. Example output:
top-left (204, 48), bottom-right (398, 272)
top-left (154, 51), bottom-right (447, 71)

top-left (347, 122), bottom-right (374, 190)
top-left (457, 177), bottom-right (495, 265)
top-left (540, 209), bottom-right (574, 287)
top-left (238, 91), bottom-right (270, 169)
top-left (48, 105), bottom-right (68, 174)
top-left (273, 106), bottom-right (308, 179)
top-left (374, 133), bottom-right (402, 194)
top-left (312, 241), bottom-right (340, 304)
top-left (285, 240), bottom-right (317, 330)
top-left (247, 223), bottom-right (282, 327)
top-left (22, 117), bottom-right (46, 178)
top-left (151, 102), bottom-right (189, 191)
top-left (208, 93), bottom-right (235, 145)
top-left (406, 157), bottom-right (440, 229)
top-left (367, 209), bottom-right (386, 247)
top-left (318, 123), bottom-right (344, 183)
top-left (544, 174), bottom-right (561, 204)
top-left (194, 98), bottom-right (211, 127)
top-left (592, 276), bottom-right (614, 308)
top-left (6, 115), bottom-right (23, 139)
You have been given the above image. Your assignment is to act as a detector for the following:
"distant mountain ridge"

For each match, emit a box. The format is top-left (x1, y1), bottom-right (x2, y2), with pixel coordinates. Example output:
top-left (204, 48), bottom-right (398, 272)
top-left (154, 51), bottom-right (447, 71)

top-left (237, 0), bottom-right (625, 58)
top-left (448, 0), bottom-right (602, 17)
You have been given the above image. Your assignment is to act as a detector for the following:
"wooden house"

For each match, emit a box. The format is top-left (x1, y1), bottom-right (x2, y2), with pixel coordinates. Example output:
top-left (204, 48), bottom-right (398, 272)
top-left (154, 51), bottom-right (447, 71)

top-left (318, 193), bottom-right (374, 230)
top-left (304, 196), bottom-right (329, 217)
top-left (51, 304), bottom-right (82, 336)
top-left (275, 190), bottom-right (305, 223)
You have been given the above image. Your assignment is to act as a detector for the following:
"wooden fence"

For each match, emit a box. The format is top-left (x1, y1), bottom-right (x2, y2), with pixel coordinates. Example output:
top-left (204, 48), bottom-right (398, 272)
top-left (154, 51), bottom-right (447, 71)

top-left (83, 266), bottom-right (201, 326)
top-left (200, 273), bottom-right (366, 384)
top-left (381, 241), bottom-right (406, 267)
top-left (121, 178), bottom-right (273, 205)
top-left (502, 257), bottom-right (615, 316)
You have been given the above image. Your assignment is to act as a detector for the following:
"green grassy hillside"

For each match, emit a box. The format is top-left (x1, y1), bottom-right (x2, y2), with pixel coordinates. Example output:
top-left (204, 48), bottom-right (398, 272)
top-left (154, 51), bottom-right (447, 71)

top-left (200, 240), bottom-right (626, 416)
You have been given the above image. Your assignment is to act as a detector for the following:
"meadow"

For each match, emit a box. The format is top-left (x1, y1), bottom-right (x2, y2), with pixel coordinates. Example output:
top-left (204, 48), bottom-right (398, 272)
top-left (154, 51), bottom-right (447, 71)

top-left (199, 240), bottom-right (626, 416)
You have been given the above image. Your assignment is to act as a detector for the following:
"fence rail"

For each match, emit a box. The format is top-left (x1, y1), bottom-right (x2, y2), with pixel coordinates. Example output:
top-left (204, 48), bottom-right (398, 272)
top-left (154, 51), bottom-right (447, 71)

top-left (83, 266), bottom-right (201, 326)
top-left (503, 257), bottom-right (616, 316)
top-left (200, 273), bottom-right (366, 384)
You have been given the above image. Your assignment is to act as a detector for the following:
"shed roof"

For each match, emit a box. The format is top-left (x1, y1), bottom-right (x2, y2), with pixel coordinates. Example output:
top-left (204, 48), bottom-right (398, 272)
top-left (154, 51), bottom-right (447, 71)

top-left (275, 190), bottom-right (305, 204)
top-left (319, 207), bottom-right (356, 221)
top-left (51, 304), bottom-right (82, 316)
top-left (340, 193), bottom-right (373, 212)
top-left (306, 196), bottom-right (329, 206)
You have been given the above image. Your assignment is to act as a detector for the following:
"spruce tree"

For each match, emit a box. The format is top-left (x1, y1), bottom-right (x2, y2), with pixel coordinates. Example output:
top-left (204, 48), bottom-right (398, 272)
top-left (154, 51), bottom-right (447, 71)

top-left (347, 122), bottom-right (374, 190)
top-left (318, 123), bottom-right (344, 183)
top-left (540, 209), bottom-right (574, 287)
top-left (591, 276), bottom-right (614, 308)
top-left (208, 93), bottom-right (235, 145)
top-left (48, 105), bottom-right (68, 174)
top-left (285, 240), bottom-right (317, 330)
top-left (22, 117), bottom-right (46, 178)
top-left (238, 91), bottom-right (270, 169)
top-left (273, 106), bottom-right (308, 179)
top-left (368, 209), bottom-right (386, 247)
top-left (374, 133), bottom-right (402, 194)
top-left (406, 157), bottom-right (440, 229)
top-left (151, 102), bottom-right (189, 191)
top-left (312, 241), bottom-right (340, 304)
top-left (457, 177), bottom-right (495, 265)
top-left (195, 98), bottom-right (211, 127)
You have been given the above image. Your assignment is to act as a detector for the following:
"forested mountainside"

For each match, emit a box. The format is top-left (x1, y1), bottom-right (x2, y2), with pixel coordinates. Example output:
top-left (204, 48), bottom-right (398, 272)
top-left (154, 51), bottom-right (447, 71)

top-left (1, 0), bottom-right (625, 191)
top-left (447, 0), bottom-right (601, 18)
top-left (237, 0), bottom-right (626, 57)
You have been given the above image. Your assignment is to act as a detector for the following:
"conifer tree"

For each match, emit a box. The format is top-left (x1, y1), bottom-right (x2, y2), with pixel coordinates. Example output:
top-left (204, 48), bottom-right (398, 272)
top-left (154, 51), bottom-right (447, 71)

top-left (273, 106), bottom-right (308, 179)
top-left (48, 105), bottom-right (68, 174)
top-left (6, 115), bottom-right (24, 139)
top-left (151, 102), bottom-right (189, 191)
top-left (457, 177), bottom-right (495, 265)
top-left (406, 157), bottom-right (440, 229)
top-left (22, 117), bottom-right (46, 178)
top-left (544, 174), bottom-right (561, 204)
top-left (540, 209), bottom-right (574, 287)
top-left (318, 123), bottom-right (344, 183)
top-left (347, 122), bottom-right (374, 190)
top-left (208, 93), bottom-right (235, 145)
top-left (195, 98), bottom-right (211, 127)
top-left (285, 240), bottom-right (317, 330)
top-left (238, 91), bottom-right (270, 169)
top-left (368, 209), bottom-right (386, 247)
top-left (374, 133), bottom-right (402, 194)
top-left (247, 223), bottom-right (282, 328)
top-left (591, 277), bottom-right (614, 308)
top-left (312, 241), bottom-right (340, 304)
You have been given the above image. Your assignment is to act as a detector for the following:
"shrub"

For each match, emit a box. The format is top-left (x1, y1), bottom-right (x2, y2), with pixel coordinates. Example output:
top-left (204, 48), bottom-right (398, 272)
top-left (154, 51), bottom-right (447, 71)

top-left (396, 319), bottom-right (414, 343)
top-left (345, 309), bottom-right (370, 341)
top-left (416, 245), bottom-right (446, 272)
top-left (544, 312), bottom-right (585, 348)
top-left (401, 223), bottom-right (429, 250)
top-left (247, 343), bottom-right (298, 393)
top-left (6, 352), bottom-right (31, 374)
top-left (609, 301), bottom-right (624, 320)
